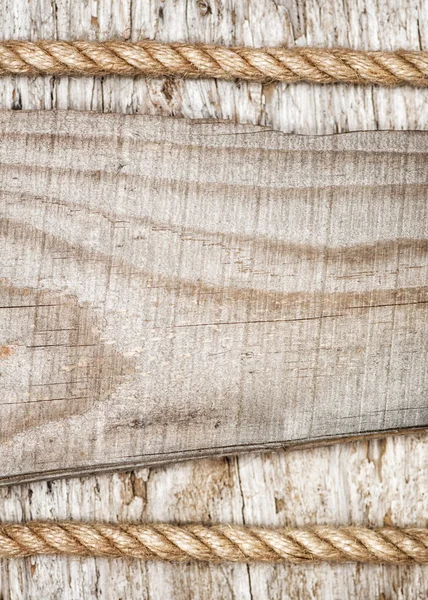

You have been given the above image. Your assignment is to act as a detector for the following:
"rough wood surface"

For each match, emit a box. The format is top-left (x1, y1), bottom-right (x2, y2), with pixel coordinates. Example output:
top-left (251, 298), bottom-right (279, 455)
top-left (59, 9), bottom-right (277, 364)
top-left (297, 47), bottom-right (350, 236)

top-left (1, 111), bottom-right (428, 483)
top-left (0, 0), bottom-right (428, 598)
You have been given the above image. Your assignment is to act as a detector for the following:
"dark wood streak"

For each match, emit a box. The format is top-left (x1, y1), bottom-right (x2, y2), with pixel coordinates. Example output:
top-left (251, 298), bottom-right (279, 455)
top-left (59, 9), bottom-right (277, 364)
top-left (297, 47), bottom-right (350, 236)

top-left (2, 216), bottom-right (427, 320)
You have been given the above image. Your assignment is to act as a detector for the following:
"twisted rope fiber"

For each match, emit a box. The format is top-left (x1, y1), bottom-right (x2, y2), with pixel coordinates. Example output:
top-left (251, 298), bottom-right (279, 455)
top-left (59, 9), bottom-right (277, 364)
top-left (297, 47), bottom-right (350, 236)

top-left (0, 41), bottom-right (428, 85)
top-left (1, 522), bottom-right (428, 562)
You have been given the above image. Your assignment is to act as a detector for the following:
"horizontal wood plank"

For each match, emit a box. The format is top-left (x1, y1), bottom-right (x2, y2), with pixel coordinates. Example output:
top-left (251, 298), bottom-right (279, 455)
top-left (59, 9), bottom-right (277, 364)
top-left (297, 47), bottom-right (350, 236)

top-left (0, 110), bottom-right (427, 483)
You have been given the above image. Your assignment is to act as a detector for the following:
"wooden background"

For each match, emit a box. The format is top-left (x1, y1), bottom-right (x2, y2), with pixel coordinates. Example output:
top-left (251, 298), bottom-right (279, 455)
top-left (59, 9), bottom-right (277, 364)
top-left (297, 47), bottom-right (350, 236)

top-left (0, 0), bottom-right (427, 598)
top-left (2, 113), bottom-right (428, 483)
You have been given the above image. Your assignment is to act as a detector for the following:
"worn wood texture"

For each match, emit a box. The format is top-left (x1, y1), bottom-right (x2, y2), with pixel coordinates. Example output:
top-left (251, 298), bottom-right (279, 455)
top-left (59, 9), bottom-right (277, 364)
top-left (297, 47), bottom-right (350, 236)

top-left (0, 0), bottom-right (428, 598)
top-left (1, 111), bottom-right (428, 482)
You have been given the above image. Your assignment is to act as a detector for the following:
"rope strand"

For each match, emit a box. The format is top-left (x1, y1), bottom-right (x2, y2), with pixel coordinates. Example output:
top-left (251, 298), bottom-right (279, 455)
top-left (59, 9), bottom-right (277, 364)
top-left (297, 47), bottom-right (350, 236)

top-left (1, 522), bottom-right (428, 562)
top-left (0, 41), bottom-right (427, 85)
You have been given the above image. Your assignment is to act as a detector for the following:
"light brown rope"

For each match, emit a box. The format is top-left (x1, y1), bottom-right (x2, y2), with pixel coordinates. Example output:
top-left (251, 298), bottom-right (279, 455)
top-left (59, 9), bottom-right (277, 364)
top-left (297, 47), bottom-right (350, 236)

top-left (0, 41), bottom-right (427, 85)
top-left (1, 522), bottom-right (428, 562)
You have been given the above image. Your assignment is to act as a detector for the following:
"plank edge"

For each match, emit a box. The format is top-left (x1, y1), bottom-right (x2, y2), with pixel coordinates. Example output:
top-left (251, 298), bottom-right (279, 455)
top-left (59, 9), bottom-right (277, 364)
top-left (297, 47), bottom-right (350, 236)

top-left (2, 425), bottom-right (426, 487)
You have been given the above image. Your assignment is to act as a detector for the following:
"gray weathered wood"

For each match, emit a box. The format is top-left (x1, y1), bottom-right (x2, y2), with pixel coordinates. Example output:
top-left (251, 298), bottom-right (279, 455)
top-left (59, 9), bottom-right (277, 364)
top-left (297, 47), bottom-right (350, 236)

top-left (1, 110), bottom-right (427, 483)
top-left (1, 0), bottom-right (428, 598)
top-left (1, 436), bottom-right (428, 600)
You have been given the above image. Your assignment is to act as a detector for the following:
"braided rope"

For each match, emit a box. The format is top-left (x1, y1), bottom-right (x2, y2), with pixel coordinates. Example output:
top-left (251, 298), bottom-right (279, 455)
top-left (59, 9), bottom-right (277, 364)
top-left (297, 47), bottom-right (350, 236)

top-left (0, 41), bottom-right (427, 85)
top-left (1, 522), bottom-right (428, 562)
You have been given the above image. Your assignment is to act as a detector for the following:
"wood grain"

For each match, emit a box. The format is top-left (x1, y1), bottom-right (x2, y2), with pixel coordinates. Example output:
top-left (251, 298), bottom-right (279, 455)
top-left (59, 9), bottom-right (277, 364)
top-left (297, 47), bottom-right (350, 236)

top-left (1, 0), bottom-right (427, 134)
top-left (1, 110), bottom-right (427, 483)
top-left (1, 0), bottom-right (428, 598)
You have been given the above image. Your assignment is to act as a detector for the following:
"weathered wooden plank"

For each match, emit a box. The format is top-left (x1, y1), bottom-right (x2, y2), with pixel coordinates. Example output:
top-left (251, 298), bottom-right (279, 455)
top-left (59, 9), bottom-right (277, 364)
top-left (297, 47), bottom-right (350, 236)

top-left (1, 110), bottom-right (427, 483)
top-left (1, 0), bottom-right (427, 135)
top-left (1, 0), bottom-right (428, 598)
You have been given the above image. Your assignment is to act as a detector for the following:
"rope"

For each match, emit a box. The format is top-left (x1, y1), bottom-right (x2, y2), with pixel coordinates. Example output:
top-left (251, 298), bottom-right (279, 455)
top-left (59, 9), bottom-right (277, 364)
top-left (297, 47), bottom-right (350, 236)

top-left (0, 41), bottom-right (427, 85)
top-left (1, 522), bottom-right (428, 562)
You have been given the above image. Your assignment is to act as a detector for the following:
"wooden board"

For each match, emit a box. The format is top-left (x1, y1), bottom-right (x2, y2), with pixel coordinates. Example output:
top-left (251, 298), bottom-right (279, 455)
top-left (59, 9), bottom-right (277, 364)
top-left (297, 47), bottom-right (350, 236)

top-left (1, 109), bottom-right (427, 483)
top-left (1, 0), bottom-right (428, 598)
